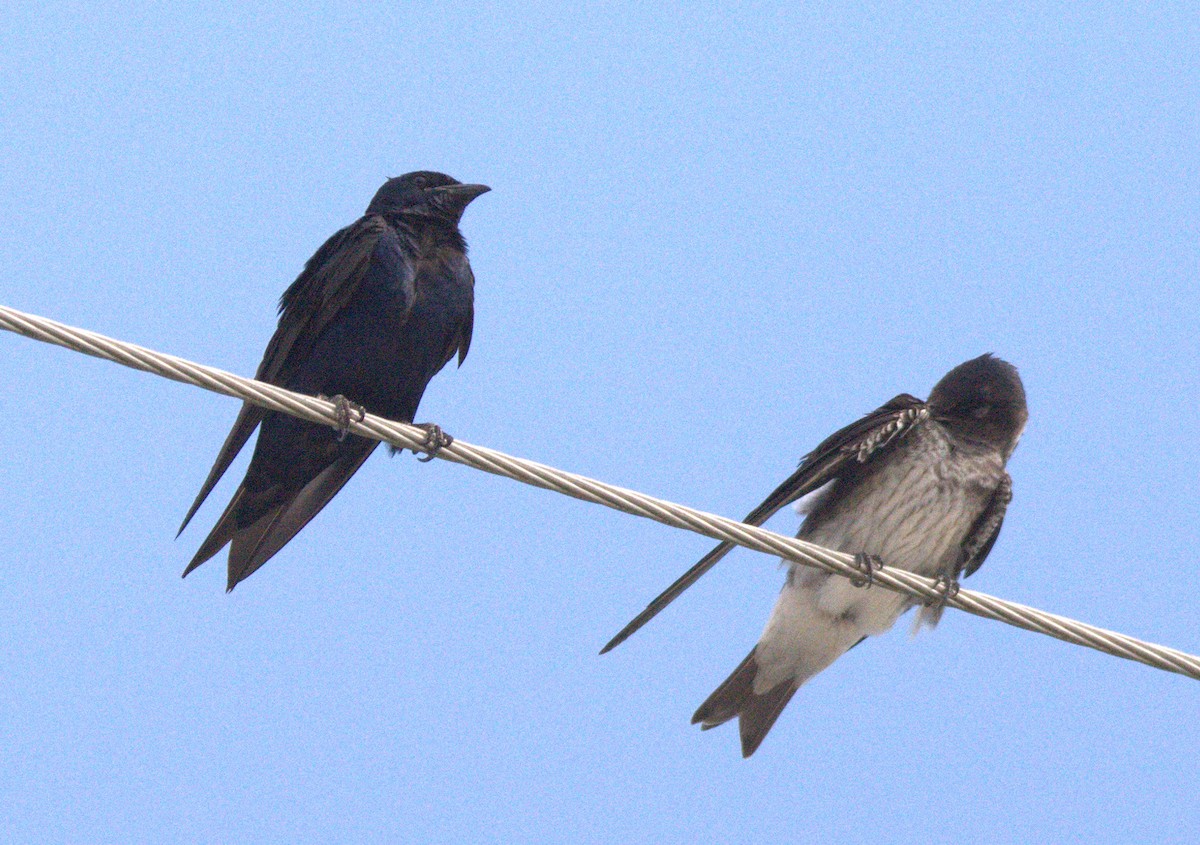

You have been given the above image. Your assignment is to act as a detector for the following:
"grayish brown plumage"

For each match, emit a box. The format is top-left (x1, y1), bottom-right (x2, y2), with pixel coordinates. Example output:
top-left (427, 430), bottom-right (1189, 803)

top-left (604, 354), bottom-right (1027, 757)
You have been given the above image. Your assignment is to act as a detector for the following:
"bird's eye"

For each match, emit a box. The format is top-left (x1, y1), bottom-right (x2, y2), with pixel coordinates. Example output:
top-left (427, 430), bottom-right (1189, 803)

top-left (971, 405), bottom-right (992, 419)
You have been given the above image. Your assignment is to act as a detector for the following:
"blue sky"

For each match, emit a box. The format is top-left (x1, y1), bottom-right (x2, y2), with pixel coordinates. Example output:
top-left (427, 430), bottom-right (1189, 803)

top-left (2, 3), bottom-right (1198, 842)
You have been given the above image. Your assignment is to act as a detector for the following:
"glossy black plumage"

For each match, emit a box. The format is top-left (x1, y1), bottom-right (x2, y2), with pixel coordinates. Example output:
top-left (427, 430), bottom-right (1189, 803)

top-left (178, 172), bottom-right (488, 590)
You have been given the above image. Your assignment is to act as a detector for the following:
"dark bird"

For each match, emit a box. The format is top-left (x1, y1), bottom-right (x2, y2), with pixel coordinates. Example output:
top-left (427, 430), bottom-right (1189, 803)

top-left (602, 354), bottom-right (1027, 757)
top-left (178, 172), bottom-right (489, 590)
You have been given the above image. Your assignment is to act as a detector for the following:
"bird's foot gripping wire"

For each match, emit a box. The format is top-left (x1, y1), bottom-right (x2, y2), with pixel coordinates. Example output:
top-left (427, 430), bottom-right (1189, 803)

top-left (925, 572), bottom-right (961, 609)
top-left (850, 553), bottom-right (883, 588)
top-left (413, 423), bottom-right (453, 462)
top-left (318, 394), bottom-right (366, 442)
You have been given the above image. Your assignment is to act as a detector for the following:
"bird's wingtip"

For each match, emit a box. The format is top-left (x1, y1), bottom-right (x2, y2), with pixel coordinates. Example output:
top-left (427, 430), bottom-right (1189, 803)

top-left (599, 626), bottom-right (633, 655)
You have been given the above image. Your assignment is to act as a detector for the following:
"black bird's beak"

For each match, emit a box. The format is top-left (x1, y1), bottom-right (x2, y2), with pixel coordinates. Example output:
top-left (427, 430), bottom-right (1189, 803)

top-left (431, 183), bottom-right (491, 214)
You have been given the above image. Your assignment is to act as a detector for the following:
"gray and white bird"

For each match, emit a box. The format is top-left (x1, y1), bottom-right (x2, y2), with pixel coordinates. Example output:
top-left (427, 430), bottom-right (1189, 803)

top-left (602, 354), bottom-right (1027, 757)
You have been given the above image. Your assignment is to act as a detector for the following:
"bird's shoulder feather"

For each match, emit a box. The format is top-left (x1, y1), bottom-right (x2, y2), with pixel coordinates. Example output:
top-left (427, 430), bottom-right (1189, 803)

top-left (744, 393), bottom-right (929, 524)
top-left (261, 215), bottom-right (413, 385)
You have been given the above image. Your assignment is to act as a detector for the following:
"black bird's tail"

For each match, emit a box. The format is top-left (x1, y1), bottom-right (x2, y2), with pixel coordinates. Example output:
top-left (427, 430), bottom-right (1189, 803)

top-left (181, 443), bottom-right (378, 590)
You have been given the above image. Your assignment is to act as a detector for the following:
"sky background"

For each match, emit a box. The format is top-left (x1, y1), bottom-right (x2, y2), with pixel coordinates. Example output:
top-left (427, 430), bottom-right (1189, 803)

top-left (2, 3), bottom-right (1198, 842)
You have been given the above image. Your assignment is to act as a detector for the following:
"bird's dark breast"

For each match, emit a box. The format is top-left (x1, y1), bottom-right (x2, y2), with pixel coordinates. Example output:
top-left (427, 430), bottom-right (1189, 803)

top-left (288, 242), bottom-right (469, 422)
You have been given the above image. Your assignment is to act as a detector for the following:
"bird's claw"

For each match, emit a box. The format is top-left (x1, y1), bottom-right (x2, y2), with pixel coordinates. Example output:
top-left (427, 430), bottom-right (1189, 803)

top-left (414, 423), bottom-right (453, 462)
top-left (850, 553), bottom-right (883, 588)
top-left (318, 394), bottom-right (366, 442)
top-left (925, 572), bottom-right (961, 608)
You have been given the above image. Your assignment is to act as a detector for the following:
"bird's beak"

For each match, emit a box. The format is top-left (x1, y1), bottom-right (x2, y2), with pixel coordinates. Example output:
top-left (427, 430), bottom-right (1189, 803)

top-left (431, 183), bottom-right (491, 211)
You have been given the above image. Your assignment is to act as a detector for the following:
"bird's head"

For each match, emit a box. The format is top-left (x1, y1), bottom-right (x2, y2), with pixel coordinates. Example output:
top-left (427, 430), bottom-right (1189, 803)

top-left (366, 171), bottom-right (490, 222)
top-left (927, 354), bottom-right (1028, 457)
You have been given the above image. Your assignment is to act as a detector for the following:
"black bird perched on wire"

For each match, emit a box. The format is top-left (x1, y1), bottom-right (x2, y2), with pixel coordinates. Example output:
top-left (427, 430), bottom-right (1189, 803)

top-left (178, 171), bottom-right (489, 591)
top-left (602, 354), bottom-right (1027, 757)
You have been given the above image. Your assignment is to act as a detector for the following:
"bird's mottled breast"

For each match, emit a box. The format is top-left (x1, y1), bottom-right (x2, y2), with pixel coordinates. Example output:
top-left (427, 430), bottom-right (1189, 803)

top-left (801, 422), bottom-right (1005, 576)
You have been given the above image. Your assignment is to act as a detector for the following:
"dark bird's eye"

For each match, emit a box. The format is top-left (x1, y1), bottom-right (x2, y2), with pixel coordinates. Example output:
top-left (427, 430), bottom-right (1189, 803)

top-left (971, 405), bottom-right (992, 419)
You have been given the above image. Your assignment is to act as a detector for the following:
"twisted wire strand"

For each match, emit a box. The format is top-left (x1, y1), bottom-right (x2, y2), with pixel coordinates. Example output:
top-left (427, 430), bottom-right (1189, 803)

top-left (3, 302), bottom-right (1197, 680)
